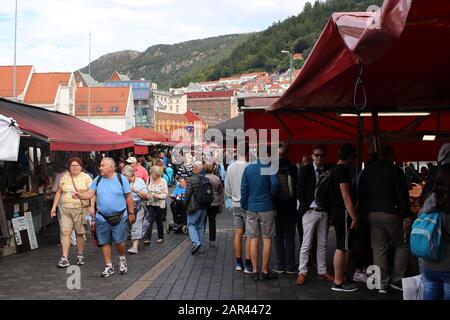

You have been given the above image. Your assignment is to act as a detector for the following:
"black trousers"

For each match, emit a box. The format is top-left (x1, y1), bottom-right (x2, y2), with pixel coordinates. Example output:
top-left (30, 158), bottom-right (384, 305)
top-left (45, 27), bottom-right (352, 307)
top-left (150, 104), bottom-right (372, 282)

top-left (146, 205), bottom-right (164, 241)
top-left (205, 206), bottom-right (220, 242)
top-left (274, 209), bottom-right (297, 269)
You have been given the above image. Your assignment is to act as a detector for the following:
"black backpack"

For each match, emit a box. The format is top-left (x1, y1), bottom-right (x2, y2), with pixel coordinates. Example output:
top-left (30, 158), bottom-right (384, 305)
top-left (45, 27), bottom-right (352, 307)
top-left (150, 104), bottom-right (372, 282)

top-left (194, 176), bottom-right (215, 208)
top-left (314, 169), bottom-right (333, 211)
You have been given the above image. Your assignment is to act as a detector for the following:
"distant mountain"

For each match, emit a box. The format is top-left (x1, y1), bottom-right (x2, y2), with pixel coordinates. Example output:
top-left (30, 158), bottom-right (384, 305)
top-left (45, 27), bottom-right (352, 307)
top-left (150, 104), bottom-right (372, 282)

top-left (79, 34), bottom-right (251, 89)
top-left (80, 0), bottom-right (384, 89)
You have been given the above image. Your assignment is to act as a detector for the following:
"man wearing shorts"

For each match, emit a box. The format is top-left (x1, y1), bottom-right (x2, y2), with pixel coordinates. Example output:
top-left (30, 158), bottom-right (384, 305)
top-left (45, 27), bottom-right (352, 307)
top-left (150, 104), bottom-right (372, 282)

top-left (240, 147), bottom-right (279, 281)
top-left (74, 157), bottom-right (135, 278)
top-left (225, 142), bottom-right (252, 273)
top-left (329, 144), bottom-right (359, 292)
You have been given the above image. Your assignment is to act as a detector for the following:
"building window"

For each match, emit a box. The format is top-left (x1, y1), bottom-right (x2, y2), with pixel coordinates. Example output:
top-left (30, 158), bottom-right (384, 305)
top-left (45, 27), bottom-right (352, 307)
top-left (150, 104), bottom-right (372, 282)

top-left (110, 106), bottom-right (119, 112)
top-left (170, 105), bottom-right (173, 111)
top-left (94, 105), bottom-right (102, 112)
top-left (216, 107), bottom-right (221, 113)
top-left (176, 106), bottom-right (179, 113)
top-left (77, 104), bottom-right (86, 111)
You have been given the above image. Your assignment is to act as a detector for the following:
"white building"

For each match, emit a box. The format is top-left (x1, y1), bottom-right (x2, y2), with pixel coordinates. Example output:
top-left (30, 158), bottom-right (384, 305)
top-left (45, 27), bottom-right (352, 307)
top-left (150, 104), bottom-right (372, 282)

top-left (153, 88), bottom-right (187, 114)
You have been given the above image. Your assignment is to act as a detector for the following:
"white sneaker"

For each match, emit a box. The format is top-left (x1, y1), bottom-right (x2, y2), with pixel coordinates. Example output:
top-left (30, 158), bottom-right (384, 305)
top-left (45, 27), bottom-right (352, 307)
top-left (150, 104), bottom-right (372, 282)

top-left (127, 247), bottom-right (138, 254)
top-left (119, 258), bottom-right (128, 274)
top-left (353, 271), bottom-right (369, 283)
top-left (101, 265), bottom-right (114, 277)
top-left (57, 257), bottom-right (70, 268)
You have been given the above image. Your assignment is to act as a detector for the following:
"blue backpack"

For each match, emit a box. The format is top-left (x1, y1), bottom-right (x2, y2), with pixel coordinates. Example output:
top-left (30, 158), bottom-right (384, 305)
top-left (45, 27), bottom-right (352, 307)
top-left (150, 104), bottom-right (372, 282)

top-left (410, 212), bottom-right (446, 261)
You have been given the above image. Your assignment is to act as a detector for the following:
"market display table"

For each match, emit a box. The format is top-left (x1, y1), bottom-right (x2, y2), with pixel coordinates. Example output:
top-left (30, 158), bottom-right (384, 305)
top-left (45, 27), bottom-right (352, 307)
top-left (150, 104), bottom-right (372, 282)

top-left (2, 194), bottom-right (53, 233)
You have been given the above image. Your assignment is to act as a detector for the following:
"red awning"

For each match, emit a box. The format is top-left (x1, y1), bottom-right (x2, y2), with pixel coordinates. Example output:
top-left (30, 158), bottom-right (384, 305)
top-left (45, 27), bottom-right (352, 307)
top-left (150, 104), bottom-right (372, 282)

top-left (134, 145), bottom-right (149, 155)
top-left (244, 110), bottom-right (450, 163)
top-left (271, 0), bottom-right (450, 112)
top-left (122, 127), bottom-right (168, 143)
top-left (0, 98), bottom-right (134, 151)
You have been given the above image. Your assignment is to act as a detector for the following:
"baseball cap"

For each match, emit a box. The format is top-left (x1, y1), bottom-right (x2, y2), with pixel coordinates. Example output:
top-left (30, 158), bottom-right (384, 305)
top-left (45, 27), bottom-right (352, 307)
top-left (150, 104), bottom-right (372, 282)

top-left (125, 156), bottom-right (137, 164)
top-left (438, 143), bottom-right (450, 165)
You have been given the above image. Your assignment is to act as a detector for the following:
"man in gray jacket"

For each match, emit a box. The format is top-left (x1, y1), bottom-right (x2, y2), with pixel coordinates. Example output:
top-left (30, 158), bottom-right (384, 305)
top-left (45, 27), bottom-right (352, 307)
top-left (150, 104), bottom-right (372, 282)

top-left (185, 161), bottom-right (207, 255)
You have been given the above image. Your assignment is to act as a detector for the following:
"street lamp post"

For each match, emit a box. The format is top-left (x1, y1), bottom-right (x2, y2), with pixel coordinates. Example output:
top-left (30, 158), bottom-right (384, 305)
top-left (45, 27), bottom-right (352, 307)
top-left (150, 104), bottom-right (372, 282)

top-left (281, 50), bottom-right (293, 84)
top-left (13, 0), bottom-right (18, 100)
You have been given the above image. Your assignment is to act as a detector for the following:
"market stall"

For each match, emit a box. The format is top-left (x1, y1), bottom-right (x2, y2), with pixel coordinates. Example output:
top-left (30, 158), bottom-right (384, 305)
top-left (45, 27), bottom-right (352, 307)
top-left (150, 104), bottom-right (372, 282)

top-left (0, 98), bottom-right (134, 255)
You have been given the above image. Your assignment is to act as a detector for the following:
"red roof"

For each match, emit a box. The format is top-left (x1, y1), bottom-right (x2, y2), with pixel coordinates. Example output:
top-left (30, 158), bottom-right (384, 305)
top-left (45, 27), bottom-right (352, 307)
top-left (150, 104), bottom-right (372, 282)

top-left (185, 110), bottom-right (203, 122)
top-left (122, 127), bottom-right (168, 142)
top-left (75, 87), bottom-right (131, 116)
top-left (111, 71), bottom-right (122, 81)
top-left (154, 110), bottom-right (204, 123)
top-left (24, 72), bottom-right (71, 104)
top-left (0, 98), bottom-right (134, 151)
top-left (271, 0), bottom-right (450, 112)
top-left (187, 90), bottom-right (234, 99)
top-left (0, 65), bottom-right (33, 98)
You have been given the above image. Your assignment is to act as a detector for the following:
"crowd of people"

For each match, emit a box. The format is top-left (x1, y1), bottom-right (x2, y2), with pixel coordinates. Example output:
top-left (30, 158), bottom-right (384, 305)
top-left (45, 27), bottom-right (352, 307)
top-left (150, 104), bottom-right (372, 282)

top-left (49, 142), bottom-right (450, 300)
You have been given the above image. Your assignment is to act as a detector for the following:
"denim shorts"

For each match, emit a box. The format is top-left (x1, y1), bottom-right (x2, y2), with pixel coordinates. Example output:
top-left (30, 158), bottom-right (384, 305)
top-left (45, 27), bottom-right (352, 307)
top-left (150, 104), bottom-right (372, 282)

top-left (95, 214), bottom-right (128, 245)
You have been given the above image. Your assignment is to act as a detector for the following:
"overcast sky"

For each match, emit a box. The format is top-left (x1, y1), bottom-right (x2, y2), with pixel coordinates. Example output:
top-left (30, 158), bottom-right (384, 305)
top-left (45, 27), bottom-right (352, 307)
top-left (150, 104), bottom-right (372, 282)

top-left (0, 0), bottom-right (307, 72)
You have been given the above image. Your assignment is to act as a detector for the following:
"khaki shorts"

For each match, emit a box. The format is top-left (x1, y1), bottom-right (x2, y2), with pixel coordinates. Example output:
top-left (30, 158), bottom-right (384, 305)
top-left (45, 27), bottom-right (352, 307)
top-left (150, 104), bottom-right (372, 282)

top-left (233, 207), bottom-right (247, 230)
top-left (246, 210), bottom-right (276, 239)
top-left (61, 207), bottom-right (86, 235)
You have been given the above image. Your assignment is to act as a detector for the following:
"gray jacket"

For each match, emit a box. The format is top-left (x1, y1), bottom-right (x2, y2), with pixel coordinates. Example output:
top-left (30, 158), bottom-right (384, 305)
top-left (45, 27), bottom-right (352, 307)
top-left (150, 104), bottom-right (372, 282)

top-left (421, 193), bottom-right (450, 272)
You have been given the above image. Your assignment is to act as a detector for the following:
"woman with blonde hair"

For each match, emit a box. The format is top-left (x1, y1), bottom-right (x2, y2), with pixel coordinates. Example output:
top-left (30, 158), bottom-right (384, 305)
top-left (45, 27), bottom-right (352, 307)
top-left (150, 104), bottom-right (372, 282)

top-left (50, 157), bottom-right (93, 267)
top-left (122, 165), bottom-right (149, 254)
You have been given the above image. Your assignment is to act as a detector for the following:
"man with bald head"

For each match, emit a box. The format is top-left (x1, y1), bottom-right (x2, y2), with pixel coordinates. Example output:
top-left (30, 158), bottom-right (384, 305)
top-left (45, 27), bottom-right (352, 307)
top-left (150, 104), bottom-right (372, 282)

top-left (74, 157), bottom-right (135, 278)
top-left (184, 161), bottom-right (209, 255)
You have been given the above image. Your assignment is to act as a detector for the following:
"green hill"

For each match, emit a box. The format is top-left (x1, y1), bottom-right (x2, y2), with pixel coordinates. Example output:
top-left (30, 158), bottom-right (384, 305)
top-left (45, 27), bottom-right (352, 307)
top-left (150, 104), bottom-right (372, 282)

top-left (177, 0), bottom-right (384, 86)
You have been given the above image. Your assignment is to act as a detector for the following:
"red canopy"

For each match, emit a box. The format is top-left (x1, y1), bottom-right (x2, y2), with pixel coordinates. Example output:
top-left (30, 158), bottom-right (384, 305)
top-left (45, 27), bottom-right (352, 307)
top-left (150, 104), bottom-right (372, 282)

top-left (0, 98), bottom-right (134, 151)
top-left (134, 145), bottom-right (149, 155)
top-left (244, 109), bottom-right (450, 163)
top-left (122, 127), bottom-right (168, 143)
top-left (271, 0), bottom-right (450, 112)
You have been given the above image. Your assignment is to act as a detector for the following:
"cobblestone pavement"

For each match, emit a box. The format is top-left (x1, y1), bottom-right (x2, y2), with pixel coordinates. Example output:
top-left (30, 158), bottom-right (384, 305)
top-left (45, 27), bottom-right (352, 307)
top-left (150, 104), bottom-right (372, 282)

top-left (137, 211), bottom-right (403, 300)
top-left (0, 207), bottom-right (403, 300)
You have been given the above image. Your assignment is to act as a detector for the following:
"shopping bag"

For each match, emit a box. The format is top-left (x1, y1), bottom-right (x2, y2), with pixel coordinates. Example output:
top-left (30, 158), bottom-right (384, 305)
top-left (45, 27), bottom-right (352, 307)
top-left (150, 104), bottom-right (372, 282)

top-left (402, 275), bottom-right (423, 300)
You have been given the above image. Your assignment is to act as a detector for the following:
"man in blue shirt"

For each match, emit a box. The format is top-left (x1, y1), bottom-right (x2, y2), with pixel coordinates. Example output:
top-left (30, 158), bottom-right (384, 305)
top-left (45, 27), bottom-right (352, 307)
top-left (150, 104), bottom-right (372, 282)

top-left (241, 147), bottom-right (279, 281)
top-left (74, 157), bottom-right (135, 278)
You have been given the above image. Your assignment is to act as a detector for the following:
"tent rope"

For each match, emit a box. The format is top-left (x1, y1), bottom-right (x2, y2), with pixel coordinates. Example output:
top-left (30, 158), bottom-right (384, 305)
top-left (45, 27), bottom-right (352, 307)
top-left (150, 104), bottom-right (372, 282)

top-left (353, 64), bottom-right (368, 111)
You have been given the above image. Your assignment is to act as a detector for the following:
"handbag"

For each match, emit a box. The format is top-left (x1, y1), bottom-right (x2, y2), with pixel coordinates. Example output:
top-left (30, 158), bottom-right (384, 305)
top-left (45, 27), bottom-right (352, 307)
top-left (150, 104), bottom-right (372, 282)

top-left (402, 275), bottom-right (424, 300)
top-left (98, 210), bottom-right (125, 226)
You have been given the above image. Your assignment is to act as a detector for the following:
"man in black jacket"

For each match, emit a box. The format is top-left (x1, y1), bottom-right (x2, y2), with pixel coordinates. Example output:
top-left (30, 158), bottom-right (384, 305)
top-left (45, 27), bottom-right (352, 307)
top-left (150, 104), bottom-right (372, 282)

top-left (358, 145), bottom-right (411, 293)
top-left (185, 161), bottom-right (207, 255)
top-left (272, 147), bottom-right (298, 274)
top-left (296, 144), bottom-right (334, 285)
